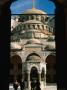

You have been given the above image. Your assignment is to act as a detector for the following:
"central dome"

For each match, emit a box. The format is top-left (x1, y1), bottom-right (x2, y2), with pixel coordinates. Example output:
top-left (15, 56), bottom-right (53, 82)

top-left (23, 8), bottom-right (46, 14)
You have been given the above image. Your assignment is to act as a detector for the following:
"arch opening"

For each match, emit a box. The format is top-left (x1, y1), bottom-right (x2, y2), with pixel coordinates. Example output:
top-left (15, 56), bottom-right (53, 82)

top-left (10, 55), bottom-right (22, 83)
top-left (45, 54), bottom-right (56, 84)
top-left (30, 67), bottom-right (39, 81)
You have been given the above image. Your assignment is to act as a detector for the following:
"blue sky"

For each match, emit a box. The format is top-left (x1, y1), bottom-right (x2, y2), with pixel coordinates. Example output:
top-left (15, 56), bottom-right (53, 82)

top-left (10, 0), bottom-right (55, 14)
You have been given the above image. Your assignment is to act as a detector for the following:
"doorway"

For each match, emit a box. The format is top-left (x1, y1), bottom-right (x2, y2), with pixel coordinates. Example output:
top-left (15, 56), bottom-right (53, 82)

top-left (30, 67), bottom-right (39, 81)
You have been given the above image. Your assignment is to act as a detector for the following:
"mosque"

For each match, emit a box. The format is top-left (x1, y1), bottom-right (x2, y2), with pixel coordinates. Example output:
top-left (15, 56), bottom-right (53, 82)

top-left (10, 1), bottom-right (56, 90)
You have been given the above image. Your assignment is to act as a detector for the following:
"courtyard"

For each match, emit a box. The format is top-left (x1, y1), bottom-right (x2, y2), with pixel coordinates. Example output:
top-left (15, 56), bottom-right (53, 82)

top-left (9, 84), bottom-right (57, 90)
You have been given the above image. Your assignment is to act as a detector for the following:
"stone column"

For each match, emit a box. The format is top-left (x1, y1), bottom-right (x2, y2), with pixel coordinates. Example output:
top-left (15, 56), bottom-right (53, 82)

top-left (39, 73), bottom-right (41, 82)
top-left (29, 15), bottom-right (31, 20)
top-left (33, 15), bottom-right (36, 20)
top-left (38, 70), bottom-right (41, 83)
top-left (27, 71), bottom-right (30, 89)
top-left (44, 71), bottom-right (46, 86)
top-left (44, 64), bottom-right (46, 86)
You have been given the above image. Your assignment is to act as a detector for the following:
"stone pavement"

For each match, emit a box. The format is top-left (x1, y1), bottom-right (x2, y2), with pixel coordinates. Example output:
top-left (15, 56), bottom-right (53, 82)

top-left (9, 85), bottom-right (57, 90)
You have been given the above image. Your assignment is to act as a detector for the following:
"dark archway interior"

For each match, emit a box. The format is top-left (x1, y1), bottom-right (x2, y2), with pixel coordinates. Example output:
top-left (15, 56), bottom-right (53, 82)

top-left (45, 54), bottom-right (56, 83)
top-left (10, 55), bottom-right (22, 83)
top-left (30, 67), bottom-right (39, 81)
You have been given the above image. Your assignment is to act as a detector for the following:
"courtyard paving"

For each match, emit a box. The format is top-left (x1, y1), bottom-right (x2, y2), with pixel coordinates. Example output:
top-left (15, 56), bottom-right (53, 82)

top-left (9, 85), bottom-right (57, 90)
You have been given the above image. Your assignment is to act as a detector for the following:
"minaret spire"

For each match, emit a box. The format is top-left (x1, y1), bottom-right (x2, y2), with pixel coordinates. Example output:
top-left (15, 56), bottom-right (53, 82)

top-left (32, 0), bottom-right (35, 9)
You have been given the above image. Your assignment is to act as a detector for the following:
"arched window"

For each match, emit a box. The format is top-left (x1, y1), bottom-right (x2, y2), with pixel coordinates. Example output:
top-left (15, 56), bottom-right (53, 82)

top-left (32, 25), bottom-right (35, 29)
top-left (28, 24), bottom-right (30, 29)
top-left (31, 15), bottom-right (34, 20)
top-left (42, 25), bottom-right (44, 30)
top-left (37, 25), bottom-right (40, 29)
top-left (26, 15), bottom-right (29, 21)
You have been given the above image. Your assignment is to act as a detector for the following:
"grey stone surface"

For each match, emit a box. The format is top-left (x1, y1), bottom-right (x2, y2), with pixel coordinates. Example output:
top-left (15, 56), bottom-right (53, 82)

top-left (9, 85), bottom-right (57, 90)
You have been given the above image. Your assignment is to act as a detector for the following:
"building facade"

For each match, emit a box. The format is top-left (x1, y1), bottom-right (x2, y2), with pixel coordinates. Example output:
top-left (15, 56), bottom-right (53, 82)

top-left (10, 7), bottom-right (56, 89)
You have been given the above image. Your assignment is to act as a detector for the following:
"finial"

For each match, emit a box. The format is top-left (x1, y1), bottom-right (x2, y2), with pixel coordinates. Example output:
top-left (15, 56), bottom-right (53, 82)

top-left (32, 0), bottom-right (35, 9)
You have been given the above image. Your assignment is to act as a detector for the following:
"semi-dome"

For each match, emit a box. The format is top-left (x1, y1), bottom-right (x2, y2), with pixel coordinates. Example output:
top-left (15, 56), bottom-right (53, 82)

top-left (23, 8), bottom-right (46, 14)
top-left (26, 53), bottom-right (41, 62)
top-left (27, 55), bottom-right (41, 62)
top-left (26, 38), bottom-right (41, 44)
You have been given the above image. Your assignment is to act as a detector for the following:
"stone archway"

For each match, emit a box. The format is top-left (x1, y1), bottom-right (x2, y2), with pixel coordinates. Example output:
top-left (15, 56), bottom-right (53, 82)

top-left (30, 67), bottom-right (39, 81)
top-left (10, 55), bottom-right (22, 83)
top-left (25, 52), bottom-right (42, 89)
top-left (45, 54), bottom-right (56, 84)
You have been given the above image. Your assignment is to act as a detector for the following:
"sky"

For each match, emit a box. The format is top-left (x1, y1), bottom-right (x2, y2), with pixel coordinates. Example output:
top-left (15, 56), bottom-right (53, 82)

top-left (10, 0), bottom-right (55, 14)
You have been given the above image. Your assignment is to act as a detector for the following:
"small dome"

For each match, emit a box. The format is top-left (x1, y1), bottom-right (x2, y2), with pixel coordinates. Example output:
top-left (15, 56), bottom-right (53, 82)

top-left (26, 39), bottom-right (41, 44)
top-left (23, 8), bottom-right (46, 14)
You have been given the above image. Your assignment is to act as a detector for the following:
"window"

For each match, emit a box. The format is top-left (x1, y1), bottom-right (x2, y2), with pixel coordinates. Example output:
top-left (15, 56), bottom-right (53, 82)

top-left (42, 25), bottom-right (44, 30)
top-left (28, 24), bottom-right (30, 29)
top-left (31, 15), bottom-right (34, 20)
top-left (37, 25), bottom-right (40, 29)
top-left (32, 25), bottom-right (35, 29)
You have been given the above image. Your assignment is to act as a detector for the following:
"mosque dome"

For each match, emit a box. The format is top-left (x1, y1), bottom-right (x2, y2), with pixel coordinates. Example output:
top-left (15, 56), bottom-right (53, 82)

top-left (26, 38), bottom-right (41, 44)
top-left (23, 8), bottom-right (46, 14)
